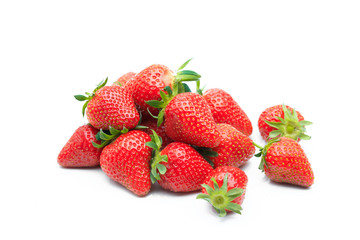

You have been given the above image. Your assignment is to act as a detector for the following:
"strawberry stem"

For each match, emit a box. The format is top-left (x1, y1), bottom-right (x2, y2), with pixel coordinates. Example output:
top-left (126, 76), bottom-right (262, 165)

top-left (252, 142), bottom-right (263, 149)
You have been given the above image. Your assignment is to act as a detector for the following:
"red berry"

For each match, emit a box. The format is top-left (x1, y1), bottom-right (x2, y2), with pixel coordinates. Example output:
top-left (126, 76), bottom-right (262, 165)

top-left (131, 64), bottom-right (174, 118)
top-left (86, 86), bottom-right (139, 130)
top-left (75, 78), bottom-right (140, 131)
top-left (256, 137), bottom-right (314, 187)
top-left (156, 142), bottom-right (213, 192)
top-left (58, 124), bottom-right (102, 168)
top-left (112, 72), bottom-right (136, 87)
top-left (100, 130), bottom-right (152, 196)
top-left (203, 88), bottom-right (253, 136)
top-left (164, 92), bottom-right (220, 148)
top-left (210, 124), bottom-right (255, 168)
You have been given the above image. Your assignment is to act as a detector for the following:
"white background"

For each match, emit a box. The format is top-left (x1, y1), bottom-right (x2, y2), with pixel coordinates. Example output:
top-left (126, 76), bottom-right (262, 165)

top-left (1, 1), bottom-right (359, 239)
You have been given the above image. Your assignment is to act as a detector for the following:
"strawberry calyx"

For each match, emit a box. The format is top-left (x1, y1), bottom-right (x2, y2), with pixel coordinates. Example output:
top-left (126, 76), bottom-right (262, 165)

top-left (92, 126), bottom-right (129, 148)
top-left (265, 104), bottom-right (312, 141)
top-left (192, 146), bottom-right (218, 167)
top-left (196, 174), bottom-right (244, 217)
top-left (146, 59), bottom-right (201, 126)
top-left (74, 77), bottom-right (108, 116)
top-left (145, 130), bottom-right (168, 183)
top-left (92, 118), bottom-right (148, 149)
top-left (253, 139), bottom-right (280, 171)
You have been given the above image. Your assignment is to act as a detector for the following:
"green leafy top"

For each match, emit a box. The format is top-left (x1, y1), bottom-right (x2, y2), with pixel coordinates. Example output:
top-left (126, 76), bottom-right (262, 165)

top-left (196, 174), bottom-right (244, 217)
top-left (92, 126), bottom-right (129, 148)
top-left (145, 59), bottom-right (202, 126)
top-left (74, 77), bottom-right (108, 117)
top-left (145, 130), bottom-right (168, 183)
top-left (92, 121), bottom-right (148, 149)
top-left (191, 146), bottom-right (218, 167)
top-left (265, 104), bottom-right (312, 141)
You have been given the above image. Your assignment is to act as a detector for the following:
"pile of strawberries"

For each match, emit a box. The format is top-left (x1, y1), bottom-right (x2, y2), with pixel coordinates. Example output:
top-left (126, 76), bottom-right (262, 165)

top-left (58, 59), bottom-right (314, 217)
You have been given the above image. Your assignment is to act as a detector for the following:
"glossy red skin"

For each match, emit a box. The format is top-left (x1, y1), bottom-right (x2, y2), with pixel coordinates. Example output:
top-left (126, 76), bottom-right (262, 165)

top-left (139, 118), bottom-right (173, 149)
top-left (263, 137), bottom-right (314, 187)
top-left (210, 124), bottom-right (255, 168)
top-left (202, 166), bottom-right (248, 208)
top-left (164, 92), bottom-right (221, 148)
top-left (58, 124), bottom-right (102, 167)
top-left (112, 72), bottom-right (136, 89)
top-left (203, 88), bottom-right (253, 136)
top-left (86, 86), bottom-right (140, 131)
top-left (158, 142), bottom-right (213, 192)
top-left (258, 105), bottom-right (304, 141)
top-left (100, 131), bottom-right (152, 196)
top-left (130, 64), bottom-right (174, 119)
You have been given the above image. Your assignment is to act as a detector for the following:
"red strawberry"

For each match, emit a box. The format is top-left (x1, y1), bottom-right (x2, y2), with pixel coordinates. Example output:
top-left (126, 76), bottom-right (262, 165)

top-left (131, 64), bottom-right (174, 118)
top-left (75, 78), bottom-right (140, 131)
top-left (100, 130), bottom-right (152, 196)
top-left (254, 137), bottom-right (314, 187)
top-left (139, 118), bottom-right (173, 149)
top-left (197, 166), bottom-right (248, 217)
top-left (144, 61), bottom-right (218, 148)
top-left (203, 88), bottom-right (253, 136)
top-left (209, 124), bottom-right (255, 168)
top-left (164, 92), bottom-right (221, 148)
top-left (131, 59), bottom-right (201, 119)
top-left (146, 132), bottom-right (213, 192)
top-left (57, 124), bottom-right (102, 168)
top-left (258, 104), bottom-right (312, 141)
top-left (112, 72), bottom-right (136, 87)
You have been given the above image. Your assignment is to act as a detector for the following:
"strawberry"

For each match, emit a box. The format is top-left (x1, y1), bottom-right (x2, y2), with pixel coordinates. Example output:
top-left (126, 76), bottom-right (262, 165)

top-left (254, 137), bottom-right (314, 187)
top-left (209, 123), bottom-right (255, 168)
top-left (131, 59), bottom-right (201, 118)
top-left (146, 131), bottom-right (213, 192)
top-left (145, 61), bottom-right (219, 148)
top-left (113, 72), bottom-right (138, 97)
top-left (203, 88), bottom-right (253, 136)
top-left (258, 104), bottom-right (312, 141)
top-left (163, 92), bottom-right (221, 148)
top-left (140, 118), bottom-right (173, 149)
top-left (58, 124), bottom-right (102, 168)
top-left (75, 78), bottom-right (140, 131)
top-left (100, 130), bottom-right (152, 196)
top-left (112, 72), bottom-right (136, 87)
top-left (197, 166), bottom-right (248, 217)
top-left (131, 64), bottom-right (174, 118)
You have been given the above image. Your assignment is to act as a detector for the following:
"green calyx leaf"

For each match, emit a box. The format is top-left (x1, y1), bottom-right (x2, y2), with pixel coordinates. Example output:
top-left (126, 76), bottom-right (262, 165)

top-left (75, 77), bottom-right (108, 117)
top-left (265, 103), bottom-right (312, 141)
top-left (195, 80), bottom-right (205, 95)
top-left (196, 174), bottom-right (244, 217)
top-left (192, 146), bottom-right (218, 167)
top-left (92, 125), bottom-right (128, 149)
top-left (181, 83), bottom-right (192, 93)
top-left (177, 58), bottom-right (193, 71)
top-left (145, 100), bottom-right (166, 109)
top-left (74, 95), bottom-right (89, 101)
top-left (175, 70), bottom-right (201, 82)
top-left (146, 130), bottom-right (168, 183)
